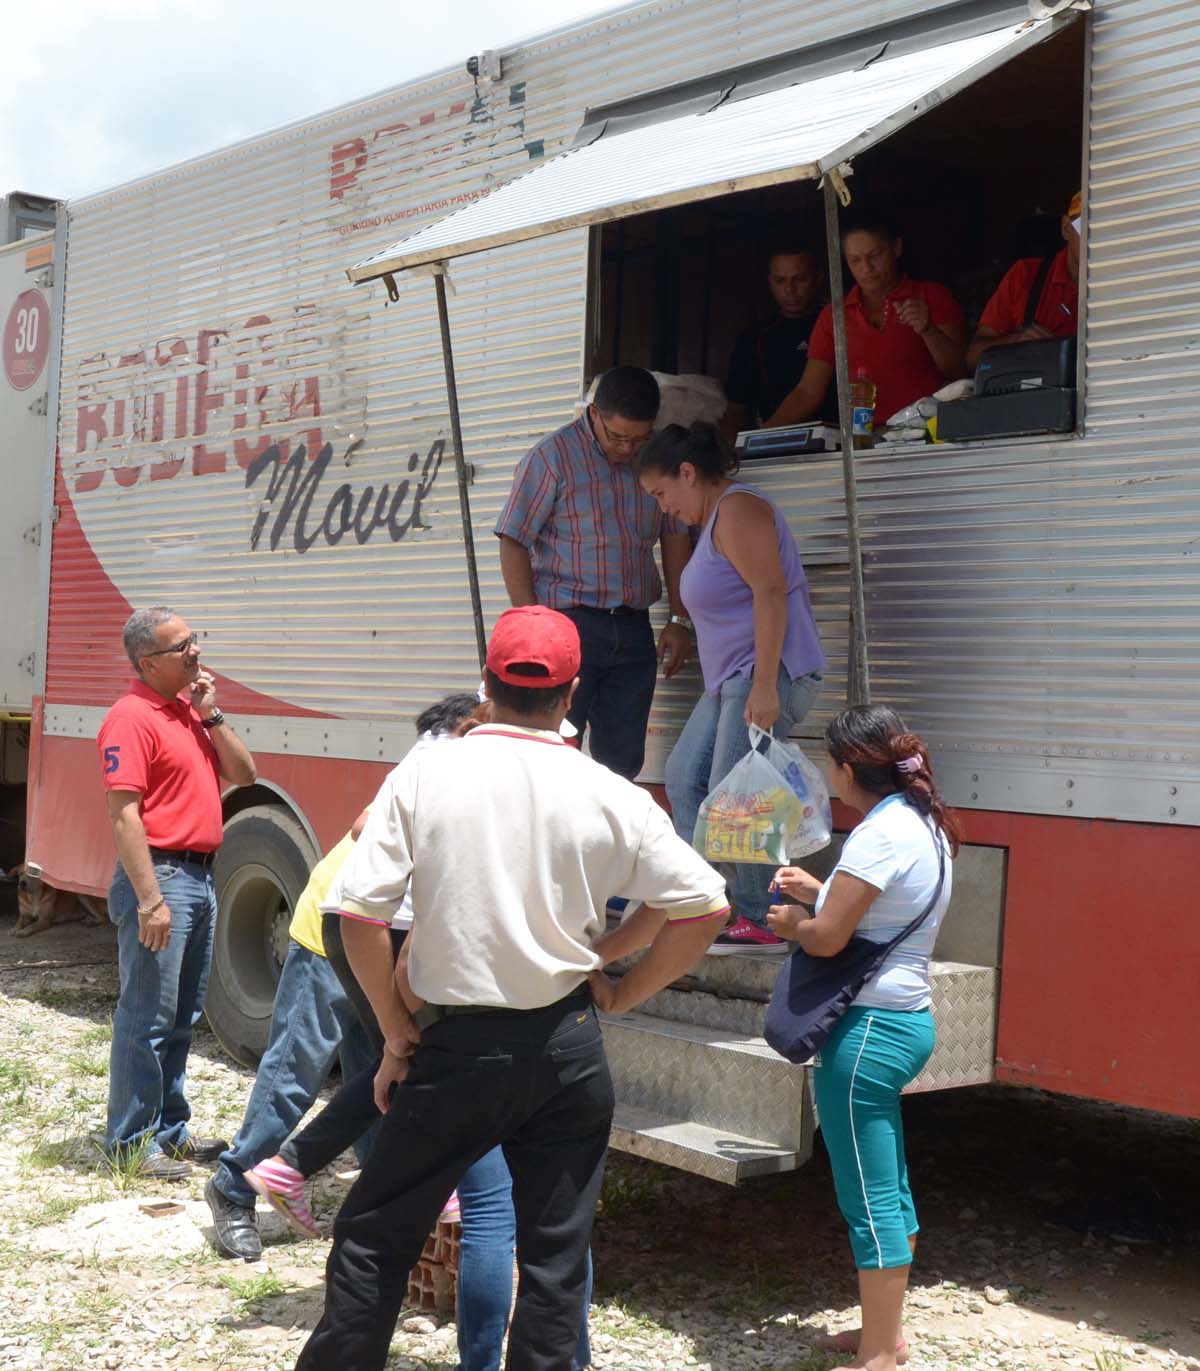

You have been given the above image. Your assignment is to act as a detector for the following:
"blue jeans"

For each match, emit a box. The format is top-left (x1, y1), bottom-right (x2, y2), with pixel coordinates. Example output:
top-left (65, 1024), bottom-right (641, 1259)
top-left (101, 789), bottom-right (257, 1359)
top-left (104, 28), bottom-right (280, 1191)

top-left (457, 1143), bottom-right (592, 1371)
top-left (211, 940), bottom-right (378, 1209)
top-left (105, 857), bottom-right (217, 1155)
top-left (562, 607), bottom-right (657, 779)
top-left (665, 666), bottom-right (822, 928)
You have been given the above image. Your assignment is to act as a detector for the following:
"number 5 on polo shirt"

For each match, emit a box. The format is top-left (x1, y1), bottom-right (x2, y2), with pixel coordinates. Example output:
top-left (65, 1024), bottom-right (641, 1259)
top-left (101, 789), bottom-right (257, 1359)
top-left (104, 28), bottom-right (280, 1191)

top-left (104, 745), bottom-right (121, 775)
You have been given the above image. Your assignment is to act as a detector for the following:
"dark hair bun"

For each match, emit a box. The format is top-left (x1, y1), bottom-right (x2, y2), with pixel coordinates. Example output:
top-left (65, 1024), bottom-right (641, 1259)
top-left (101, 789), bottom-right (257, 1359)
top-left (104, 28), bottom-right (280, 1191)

top-left (635, 421), bottom-right (739, 481)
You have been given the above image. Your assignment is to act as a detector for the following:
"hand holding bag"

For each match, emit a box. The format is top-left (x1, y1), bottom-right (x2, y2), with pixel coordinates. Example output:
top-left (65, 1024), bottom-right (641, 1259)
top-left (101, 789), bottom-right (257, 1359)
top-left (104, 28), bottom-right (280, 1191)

top-left (763, 819), bottom-right (946, 1064)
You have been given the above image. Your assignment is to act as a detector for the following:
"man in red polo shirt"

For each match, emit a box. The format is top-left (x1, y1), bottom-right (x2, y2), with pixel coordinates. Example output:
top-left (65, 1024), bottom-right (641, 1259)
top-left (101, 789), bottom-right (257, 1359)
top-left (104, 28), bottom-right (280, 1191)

top-left (966, 191), bottom-right (1082, 370)
top-left (99, 606), bottom-right (256, 1180)
top-left (766, 214), bottom-right (967, 430)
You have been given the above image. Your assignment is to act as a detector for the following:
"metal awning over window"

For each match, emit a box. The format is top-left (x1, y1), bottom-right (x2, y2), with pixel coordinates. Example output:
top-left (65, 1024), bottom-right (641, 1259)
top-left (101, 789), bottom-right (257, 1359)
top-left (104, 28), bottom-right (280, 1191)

top-left (348, 9), bottom-right (1079, 284)
top-left (352, 1), bottom-right (1085, 693)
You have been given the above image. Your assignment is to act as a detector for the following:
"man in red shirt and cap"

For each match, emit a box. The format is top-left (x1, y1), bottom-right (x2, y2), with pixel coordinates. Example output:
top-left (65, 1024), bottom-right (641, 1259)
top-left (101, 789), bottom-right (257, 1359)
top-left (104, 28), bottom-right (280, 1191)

top-left (294, 605), bottom-right (728, 1371)
top-left (99, 606), bottom-right (256, 1180)
top-left (967, 191), bottom-right (1083, 370)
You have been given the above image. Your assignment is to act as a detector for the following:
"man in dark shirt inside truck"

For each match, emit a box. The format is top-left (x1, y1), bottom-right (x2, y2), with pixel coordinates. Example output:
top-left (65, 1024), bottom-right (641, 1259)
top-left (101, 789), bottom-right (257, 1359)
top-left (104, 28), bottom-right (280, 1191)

top-left (723, 245), bottom-right (833, 435)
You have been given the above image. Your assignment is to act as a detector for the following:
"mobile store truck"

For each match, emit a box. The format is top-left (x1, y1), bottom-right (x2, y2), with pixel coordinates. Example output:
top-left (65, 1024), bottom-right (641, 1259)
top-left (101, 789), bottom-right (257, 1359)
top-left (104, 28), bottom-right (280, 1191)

top-left (6, 0), bottom-right (1197, 1181)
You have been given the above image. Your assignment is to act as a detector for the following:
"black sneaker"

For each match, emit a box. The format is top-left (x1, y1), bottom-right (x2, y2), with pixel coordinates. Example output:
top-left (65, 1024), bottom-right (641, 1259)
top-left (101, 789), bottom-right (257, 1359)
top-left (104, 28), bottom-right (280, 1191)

top-left (167, 1135), bottom-right (229, 1163)
top-left (204, 1176), bottom-right (262, 1262)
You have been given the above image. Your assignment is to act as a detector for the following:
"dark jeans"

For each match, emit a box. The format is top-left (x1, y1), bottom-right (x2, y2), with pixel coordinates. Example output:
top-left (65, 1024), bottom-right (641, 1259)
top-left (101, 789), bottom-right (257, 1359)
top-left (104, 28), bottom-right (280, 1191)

top-left (562, 607), bottom-right (657, 779)
top-left (277, 913), bottom-right (404, 1177)
top-left (295, 990), bottom-right (614, 1371)
top-left (105, 857), bottom-right (215, 1155)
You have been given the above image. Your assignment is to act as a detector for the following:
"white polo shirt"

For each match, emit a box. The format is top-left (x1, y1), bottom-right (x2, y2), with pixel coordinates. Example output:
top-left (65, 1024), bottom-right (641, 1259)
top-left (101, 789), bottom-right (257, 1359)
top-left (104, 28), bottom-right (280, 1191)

top-left (324, 722), bottom-right (729, 1009)
top-left (815, 793), bottom-right (953, 1012)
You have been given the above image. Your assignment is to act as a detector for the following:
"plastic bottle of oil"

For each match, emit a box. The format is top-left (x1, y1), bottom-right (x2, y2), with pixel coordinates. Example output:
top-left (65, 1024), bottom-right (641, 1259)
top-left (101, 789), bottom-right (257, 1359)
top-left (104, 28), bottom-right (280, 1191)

top-left (849, 368), bottom-right (877, 448)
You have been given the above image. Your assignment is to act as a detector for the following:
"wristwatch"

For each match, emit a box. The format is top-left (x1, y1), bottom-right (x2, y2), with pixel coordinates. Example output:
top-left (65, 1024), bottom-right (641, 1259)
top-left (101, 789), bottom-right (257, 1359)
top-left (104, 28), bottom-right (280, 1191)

top-left (668, 614), bottom-right (694, 632)
top-left (200, 710), bottom-right (225, 730)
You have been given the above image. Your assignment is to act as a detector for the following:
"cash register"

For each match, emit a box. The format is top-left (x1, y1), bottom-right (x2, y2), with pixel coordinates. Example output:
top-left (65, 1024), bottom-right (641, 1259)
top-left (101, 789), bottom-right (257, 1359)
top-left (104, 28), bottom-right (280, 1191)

top-left (937, 337), bottom-right (1076, 443)
top-left (735, 421), bottom-right (841, 459)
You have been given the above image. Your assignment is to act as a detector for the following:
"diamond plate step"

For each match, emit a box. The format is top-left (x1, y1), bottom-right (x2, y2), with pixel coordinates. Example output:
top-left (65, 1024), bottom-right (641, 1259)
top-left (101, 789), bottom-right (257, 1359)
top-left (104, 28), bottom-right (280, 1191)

top-left (599, 1011), bottom-right (814, 1155)
top-left (635, 961), bottom-right (997, 1090)
top-left (609, 1102), bottom-right (806, 1185)
top-left (910, 962), bottom-right (998, 1092)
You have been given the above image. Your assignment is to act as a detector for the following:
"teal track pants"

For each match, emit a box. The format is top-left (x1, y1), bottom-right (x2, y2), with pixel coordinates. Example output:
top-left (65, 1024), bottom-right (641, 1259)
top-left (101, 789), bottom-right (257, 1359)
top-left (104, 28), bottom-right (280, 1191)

top-left (812, 1004), bottom-right (936, 1269)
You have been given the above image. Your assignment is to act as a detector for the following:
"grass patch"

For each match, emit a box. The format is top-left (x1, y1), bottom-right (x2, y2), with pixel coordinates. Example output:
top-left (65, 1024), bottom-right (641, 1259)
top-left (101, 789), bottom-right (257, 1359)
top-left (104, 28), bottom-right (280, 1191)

top-left (217, 1270), bottom-right (289, 1312)
top-left (24, 1134), bottom-right (83, 1168)
top-left (98, 1136), bottom-right (153, 1192)
top-left (590, 1298), bottom-right (669, 1339)
top-left (1094, 1355), bottom-right (1127, 1371)
top-left (63, 1051), bottom-right (108, 1078)
top-left (79, 1020), bottom-right (114, 1046)
top-left (27, 1188), bottom-right (101, 1226)
top-left (29, 1313), bottom-right (73, 1354)
top-left (0, 1056), bottom-right (39, 1103)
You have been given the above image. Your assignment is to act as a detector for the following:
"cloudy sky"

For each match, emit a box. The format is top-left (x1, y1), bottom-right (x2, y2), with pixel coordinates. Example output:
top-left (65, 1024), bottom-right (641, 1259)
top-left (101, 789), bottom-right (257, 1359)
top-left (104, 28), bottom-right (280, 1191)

top-left (2, 0), bottom-right (627, 202)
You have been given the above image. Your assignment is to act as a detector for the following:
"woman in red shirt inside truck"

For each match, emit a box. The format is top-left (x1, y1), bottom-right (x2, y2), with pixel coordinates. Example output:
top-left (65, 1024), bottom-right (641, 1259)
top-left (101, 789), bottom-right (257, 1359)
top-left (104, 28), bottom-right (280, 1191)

top-left (766, 214), bottom-right (967, 430)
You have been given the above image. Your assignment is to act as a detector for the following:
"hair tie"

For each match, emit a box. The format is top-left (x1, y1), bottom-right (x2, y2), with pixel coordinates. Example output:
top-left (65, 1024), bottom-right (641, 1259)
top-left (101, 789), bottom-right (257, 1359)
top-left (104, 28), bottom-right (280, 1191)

top-left (895, 755), bottom-right (923, 774)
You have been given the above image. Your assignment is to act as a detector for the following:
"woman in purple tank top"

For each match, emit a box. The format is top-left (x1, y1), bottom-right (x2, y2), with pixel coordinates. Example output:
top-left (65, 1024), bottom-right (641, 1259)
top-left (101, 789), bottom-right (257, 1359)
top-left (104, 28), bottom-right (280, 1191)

top-left (635, 423), bottom-right (825, 954)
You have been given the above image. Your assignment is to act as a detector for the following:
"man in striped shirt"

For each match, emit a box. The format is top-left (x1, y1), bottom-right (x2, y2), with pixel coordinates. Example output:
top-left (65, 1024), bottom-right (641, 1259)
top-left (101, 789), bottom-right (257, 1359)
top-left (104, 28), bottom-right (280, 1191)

top-left (495, 366), bottom-right (693, 778)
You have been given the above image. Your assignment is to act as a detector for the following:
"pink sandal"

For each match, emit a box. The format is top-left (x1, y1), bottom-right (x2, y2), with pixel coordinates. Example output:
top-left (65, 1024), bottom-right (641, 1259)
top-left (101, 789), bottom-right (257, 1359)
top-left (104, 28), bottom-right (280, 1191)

top-left (246, 1158), bottom-right (320, 1239)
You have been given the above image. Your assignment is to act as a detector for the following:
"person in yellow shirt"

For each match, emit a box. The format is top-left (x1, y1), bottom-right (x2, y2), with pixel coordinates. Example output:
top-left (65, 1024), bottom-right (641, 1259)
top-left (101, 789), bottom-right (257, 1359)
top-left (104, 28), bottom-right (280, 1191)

top-left (204, 813), bottom-right (373, 1261)
top-left (204, 691), bottom-right (481, 1262)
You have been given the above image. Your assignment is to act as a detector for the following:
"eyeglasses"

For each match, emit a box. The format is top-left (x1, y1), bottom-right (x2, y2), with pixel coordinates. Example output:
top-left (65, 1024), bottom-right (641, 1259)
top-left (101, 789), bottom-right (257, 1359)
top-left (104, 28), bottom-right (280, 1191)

top-left (143, 632), bottom-right (198, 659)
top-left (594, 410), bottom-right (651, 451)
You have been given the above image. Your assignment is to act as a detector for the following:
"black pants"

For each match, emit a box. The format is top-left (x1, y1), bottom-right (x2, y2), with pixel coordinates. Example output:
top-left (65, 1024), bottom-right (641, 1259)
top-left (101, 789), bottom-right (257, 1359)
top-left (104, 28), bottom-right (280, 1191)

top-left (295, 989), bottom-right (614, 1371)
top-left (562, 607), bottom-right (657, 780)
top-left (278, 914), bottom-right (405, 1178)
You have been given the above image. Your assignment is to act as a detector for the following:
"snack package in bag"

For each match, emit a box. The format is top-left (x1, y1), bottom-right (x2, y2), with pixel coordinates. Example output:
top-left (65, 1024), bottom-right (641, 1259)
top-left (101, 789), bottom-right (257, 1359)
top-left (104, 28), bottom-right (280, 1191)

top-left (694, 726), bottom-right (832, 865)
top-left (763, 732), bottom-right (833, 858)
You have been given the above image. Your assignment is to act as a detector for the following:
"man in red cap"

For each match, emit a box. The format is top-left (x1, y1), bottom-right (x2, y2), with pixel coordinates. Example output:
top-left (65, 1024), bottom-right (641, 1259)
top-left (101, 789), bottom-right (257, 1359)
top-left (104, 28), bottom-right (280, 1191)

top-left (966, 191), bottom-right (1083, 369)
top-left (295, 605), bottom-right (729, 1371)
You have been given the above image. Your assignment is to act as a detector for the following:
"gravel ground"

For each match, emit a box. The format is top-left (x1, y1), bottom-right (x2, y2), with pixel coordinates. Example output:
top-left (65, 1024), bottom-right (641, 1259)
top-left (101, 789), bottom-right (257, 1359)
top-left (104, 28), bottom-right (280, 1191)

top-left (1, 905), bottom-right (1198, 1371)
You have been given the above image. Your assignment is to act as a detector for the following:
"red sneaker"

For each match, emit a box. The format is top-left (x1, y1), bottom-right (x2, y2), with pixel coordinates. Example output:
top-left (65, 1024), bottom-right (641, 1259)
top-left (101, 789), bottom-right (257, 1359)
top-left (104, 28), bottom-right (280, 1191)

top-left (706, 915), bottom-right (789, 955)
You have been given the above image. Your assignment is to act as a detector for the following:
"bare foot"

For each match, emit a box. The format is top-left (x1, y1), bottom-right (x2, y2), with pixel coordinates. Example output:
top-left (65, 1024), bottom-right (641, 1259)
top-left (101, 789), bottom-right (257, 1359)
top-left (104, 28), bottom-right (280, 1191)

top-left (816, 1329), bottom-right (908, 1363)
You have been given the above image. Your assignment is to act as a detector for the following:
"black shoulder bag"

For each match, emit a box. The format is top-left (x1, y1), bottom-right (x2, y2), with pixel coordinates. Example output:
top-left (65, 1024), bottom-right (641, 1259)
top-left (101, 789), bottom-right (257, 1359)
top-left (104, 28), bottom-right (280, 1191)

top-left (764, 822), bottom-right (946, 1064)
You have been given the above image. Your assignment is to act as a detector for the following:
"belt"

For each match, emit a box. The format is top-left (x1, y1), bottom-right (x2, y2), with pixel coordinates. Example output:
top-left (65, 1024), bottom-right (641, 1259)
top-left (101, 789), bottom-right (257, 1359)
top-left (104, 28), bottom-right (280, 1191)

top-left (413, 1002), bottom-right (497, 1031)
top-left (414, 986), bottom-right (592, 1032)
top-left (148, 846), bottom-right (217, 869)
top-left (566, 603), bottom-right (647, 617)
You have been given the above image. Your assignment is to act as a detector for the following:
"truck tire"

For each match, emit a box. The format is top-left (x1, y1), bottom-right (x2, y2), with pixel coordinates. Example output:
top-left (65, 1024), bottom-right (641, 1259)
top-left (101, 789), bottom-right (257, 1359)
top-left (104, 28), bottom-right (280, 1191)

top-left (206, 804), bottom-right (318, 1067)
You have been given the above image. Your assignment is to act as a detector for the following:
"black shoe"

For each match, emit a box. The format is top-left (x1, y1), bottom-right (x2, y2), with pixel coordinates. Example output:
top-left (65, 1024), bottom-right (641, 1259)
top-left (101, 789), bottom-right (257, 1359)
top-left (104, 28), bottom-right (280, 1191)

top-left (205, 1177), bottom-right (262, 1261)
top-left (138, 1152), bottom-right (192, 1182)
top-left (168, 1135), bottom-right (229, 1163)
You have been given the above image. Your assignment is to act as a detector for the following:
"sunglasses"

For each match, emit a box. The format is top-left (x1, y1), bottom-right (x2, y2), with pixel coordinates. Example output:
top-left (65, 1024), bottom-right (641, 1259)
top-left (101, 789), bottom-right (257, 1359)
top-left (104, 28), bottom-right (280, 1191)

top-left (143, 632), bottom-right (199, 659)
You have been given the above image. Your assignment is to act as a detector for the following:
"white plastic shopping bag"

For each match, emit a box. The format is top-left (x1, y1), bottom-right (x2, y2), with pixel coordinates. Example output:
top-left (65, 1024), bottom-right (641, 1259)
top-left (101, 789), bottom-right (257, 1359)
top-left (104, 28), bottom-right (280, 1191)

top-left (693, 725), bottom-right (832, 865)
top-left (763, 732), bottom-right (833, 858)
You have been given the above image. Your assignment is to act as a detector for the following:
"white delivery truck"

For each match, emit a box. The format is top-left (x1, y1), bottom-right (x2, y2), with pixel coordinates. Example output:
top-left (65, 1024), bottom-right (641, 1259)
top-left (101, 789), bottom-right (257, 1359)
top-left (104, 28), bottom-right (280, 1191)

top-left (10, 0), bottom-right (1199, 1181)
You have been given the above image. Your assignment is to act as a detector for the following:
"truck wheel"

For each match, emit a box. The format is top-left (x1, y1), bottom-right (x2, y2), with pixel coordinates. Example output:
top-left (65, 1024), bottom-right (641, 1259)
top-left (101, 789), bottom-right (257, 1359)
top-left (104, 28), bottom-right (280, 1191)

top-left (206, 804), bottom-right (317, 1067)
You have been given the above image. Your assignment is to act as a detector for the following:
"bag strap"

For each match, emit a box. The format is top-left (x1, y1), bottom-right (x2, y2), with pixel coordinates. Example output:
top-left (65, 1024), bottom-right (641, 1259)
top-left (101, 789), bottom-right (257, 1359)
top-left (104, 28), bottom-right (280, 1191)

top-left (872, 816), bottom-right (947, 958)
top-left (1022, 254), bottom-right (1057, 330)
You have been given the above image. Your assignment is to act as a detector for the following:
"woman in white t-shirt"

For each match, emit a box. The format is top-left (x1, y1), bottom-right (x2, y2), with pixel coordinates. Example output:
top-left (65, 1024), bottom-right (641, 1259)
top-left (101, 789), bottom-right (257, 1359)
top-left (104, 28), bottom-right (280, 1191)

top-left (767, 705), bottom-right (961, 1371)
